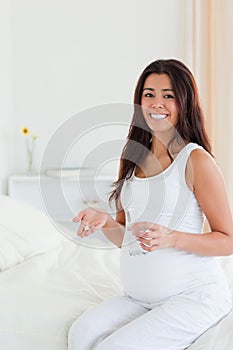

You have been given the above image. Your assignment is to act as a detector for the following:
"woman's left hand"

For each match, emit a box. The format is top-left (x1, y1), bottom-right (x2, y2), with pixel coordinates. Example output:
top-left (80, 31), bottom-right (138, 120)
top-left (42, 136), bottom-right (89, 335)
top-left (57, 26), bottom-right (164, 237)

top-left (130, 222), bottom-right (176, 252)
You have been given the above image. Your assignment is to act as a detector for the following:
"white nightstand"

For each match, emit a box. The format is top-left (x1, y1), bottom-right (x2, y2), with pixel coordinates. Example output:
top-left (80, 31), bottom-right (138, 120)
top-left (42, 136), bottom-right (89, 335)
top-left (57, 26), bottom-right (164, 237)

top-left (8, 174), bottom-right (115, 222)
top-left (8, 173), bottom-right (116, 246)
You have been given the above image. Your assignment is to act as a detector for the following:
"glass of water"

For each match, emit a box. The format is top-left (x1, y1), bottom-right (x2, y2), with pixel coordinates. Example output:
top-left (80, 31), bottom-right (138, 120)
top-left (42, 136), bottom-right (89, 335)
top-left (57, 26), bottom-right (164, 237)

top-left (125, 208), bottom-right (149, 256)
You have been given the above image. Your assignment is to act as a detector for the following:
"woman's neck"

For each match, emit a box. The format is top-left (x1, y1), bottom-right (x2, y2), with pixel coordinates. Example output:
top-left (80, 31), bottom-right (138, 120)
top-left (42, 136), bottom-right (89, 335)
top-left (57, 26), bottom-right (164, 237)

top-left (151, 135), bottom-right (187, 158)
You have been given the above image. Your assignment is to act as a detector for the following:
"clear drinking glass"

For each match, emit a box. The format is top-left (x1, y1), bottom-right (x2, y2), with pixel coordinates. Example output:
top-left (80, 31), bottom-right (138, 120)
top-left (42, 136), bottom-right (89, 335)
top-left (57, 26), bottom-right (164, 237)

top-left (125, 208), bottom-right (149, 256)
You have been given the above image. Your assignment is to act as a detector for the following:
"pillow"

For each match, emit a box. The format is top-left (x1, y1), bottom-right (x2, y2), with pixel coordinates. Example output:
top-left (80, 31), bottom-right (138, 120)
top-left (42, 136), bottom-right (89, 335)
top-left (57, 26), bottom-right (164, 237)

top-left (0, 226), bottom-right (24, 270)
top-left (0, 195), bottom-right (65, 270)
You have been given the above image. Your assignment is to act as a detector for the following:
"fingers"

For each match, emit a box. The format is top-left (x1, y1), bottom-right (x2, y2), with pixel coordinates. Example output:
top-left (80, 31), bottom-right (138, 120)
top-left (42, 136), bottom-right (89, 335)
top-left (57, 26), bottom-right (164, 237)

top-left (137, 236), bottom-right (158, 247)
top-left (75, 217), bottom-right (105, 238)
top-left (129, 221), bottom-right (159, 252)
top-left (138, 231), bottom-right (157, 239)
top-left (135, 227), bottom-right (174, 251)
top-left (77, 220), bottom-right (89, 237)
top-left (73, 210), bottom-right (93, 237)
top-left (72, 217), bottom-right (81, 223)
top-left (72, 212), bottom-right (90, 237)
top-left (130, 222), bottom-right (157, 237)
top-left (72, 208), bottom-right (108, 238)
top-left (138, 242), bottom-right (158, 253)
top-left (72, 211), bottom-right (85, 223)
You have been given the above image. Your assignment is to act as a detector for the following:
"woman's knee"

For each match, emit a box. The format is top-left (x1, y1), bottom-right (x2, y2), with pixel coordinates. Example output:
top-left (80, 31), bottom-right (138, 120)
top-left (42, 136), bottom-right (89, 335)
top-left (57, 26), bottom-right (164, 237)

top-left (68, 317), bottom-right (85, 349)
top-left (68, 310), bottom-right (99, 350)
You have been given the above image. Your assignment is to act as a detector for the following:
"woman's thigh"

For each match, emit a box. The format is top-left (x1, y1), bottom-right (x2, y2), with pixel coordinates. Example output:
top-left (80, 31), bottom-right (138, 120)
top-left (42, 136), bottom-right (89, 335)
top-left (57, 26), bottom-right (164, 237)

top-left (68, 294), bottom-right (148, 350)
top-left (94, 287), bottom-right (232, 350)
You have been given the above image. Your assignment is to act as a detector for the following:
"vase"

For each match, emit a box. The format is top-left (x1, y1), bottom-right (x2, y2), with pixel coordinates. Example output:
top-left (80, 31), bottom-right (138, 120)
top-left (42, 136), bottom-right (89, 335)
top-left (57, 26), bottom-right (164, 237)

top-left (27, 151), bottom-right (34, 173)
top-left (25, 137), bottom-right (37, 174)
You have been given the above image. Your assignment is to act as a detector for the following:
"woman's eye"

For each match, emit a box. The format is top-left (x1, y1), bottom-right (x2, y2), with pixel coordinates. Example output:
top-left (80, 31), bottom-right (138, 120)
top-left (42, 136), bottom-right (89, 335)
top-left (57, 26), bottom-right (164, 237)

top-left (144, 93), bottom-right (154, 98)
top-left (164, 94), bottom-right (175, 99)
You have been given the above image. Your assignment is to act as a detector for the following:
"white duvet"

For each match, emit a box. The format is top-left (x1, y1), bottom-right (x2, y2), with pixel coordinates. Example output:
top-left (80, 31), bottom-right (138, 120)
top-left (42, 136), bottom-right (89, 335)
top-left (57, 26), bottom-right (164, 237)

top-left (0, 195), bottom-right (232, 350)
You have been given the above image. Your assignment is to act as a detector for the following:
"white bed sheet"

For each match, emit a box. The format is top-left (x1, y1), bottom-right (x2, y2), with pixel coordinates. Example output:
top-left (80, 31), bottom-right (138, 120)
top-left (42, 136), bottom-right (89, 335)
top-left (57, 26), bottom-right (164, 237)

top-left (0, 240), bottom-right (122, 350)
top-left (0, 195), bottom-right (233, 349)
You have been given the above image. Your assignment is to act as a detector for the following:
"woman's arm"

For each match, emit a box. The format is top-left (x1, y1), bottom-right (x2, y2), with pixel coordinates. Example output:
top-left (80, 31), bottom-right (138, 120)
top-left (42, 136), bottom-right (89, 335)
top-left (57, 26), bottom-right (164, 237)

top-left (73, 207), bottom-right (125, 248)
top-left (102, 161), bottom-right (126, 248)
top-left (101, 208), bottom-right (125, 248)
top-left (73, 161), bottom-right (126, 248)
top-left (173, 149), bottom-right (233, 256)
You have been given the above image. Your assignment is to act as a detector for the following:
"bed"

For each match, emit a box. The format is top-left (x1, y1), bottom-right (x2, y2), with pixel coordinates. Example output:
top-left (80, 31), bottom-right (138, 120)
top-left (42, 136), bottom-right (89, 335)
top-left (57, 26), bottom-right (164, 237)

top-left (0, 194), bottom-right (232, 349)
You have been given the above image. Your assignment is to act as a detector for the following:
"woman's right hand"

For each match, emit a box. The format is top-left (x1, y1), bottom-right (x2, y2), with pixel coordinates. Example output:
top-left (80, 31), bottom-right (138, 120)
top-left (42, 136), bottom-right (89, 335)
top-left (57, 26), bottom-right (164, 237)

top-left (72, 208), bottom-right (109, 237)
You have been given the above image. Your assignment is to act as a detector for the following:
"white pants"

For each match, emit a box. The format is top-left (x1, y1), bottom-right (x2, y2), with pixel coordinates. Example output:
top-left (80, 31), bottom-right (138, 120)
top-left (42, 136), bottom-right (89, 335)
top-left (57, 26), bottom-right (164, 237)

top-left (68, 284), bottom-right (232, 350)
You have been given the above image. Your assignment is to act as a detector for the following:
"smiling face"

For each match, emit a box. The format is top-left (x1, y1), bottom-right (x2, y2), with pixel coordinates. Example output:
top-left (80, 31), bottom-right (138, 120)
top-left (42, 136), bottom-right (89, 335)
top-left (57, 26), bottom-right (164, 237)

top-left (141, 73), bottom-right (179, 136)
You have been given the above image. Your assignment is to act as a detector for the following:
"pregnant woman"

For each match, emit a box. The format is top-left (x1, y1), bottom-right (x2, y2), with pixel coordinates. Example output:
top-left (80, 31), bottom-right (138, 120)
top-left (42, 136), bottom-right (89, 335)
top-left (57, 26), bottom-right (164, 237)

top-left (68, 59), bottom-right (233, 350)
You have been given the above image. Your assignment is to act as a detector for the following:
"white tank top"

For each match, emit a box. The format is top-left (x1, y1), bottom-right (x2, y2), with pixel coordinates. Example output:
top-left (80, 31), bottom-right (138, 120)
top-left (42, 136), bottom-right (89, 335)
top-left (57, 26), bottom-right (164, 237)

top-left (120, 143), bottom-right (227, 303)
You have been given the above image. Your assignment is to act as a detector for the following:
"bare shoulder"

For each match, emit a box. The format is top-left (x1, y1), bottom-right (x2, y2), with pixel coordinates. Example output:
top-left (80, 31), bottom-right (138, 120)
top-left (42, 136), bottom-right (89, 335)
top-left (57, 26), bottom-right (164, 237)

top-left (186, 148), bottom-right (222, 191)
top-left (188, 148), bottom-right (228, 200)
top-left (189, 147), bottom-right (214, 164)
top-left (189, 148), bottom-right (222, 178)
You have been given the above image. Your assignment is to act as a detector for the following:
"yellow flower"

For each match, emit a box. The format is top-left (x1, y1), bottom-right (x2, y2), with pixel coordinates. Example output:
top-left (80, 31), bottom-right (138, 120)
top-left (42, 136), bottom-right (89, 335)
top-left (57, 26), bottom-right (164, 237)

top-left (22, 127), bottom-right (29, 136)
top-left (21, 126), bottom-right (39, 172)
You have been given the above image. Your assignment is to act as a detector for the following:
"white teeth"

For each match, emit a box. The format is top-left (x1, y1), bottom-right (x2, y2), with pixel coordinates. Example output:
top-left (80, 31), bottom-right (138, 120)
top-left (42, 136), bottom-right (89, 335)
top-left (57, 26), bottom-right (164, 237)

top-left (150, 114), bottom-right (168, 120)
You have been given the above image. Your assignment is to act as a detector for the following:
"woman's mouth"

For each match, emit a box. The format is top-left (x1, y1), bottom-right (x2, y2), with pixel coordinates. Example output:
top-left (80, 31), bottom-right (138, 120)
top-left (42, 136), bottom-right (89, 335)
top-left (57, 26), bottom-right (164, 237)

top-left (150, 113), bottom-right (168, 120)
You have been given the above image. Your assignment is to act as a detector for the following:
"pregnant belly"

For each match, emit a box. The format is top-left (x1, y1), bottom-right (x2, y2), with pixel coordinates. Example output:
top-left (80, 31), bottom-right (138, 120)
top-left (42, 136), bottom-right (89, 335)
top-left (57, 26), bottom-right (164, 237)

top-left (120, 247), bottom-right (218, 303)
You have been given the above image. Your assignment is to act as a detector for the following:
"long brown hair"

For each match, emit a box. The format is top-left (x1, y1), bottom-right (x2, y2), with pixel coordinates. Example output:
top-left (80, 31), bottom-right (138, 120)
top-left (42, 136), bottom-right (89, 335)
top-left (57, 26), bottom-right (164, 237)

top-left (109, 59), bottom-right (212, 206)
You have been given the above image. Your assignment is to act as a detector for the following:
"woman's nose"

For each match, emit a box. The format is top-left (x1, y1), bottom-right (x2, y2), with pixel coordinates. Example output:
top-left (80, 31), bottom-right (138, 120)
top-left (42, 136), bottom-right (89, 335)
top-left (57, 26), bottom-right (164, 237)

top-left (151, 99), bottom-right (164, 109)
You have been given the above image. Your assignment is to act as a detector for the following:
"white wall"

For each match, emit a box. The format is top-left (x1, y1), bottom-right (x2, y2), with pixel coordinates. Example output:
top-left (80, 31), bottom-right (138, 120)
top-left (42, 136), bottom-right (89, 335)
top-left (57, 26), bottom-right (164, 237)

top-left (0, 0), bottom-right (13, 193)
top-left (1, 0), bottom-right (186, 193)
